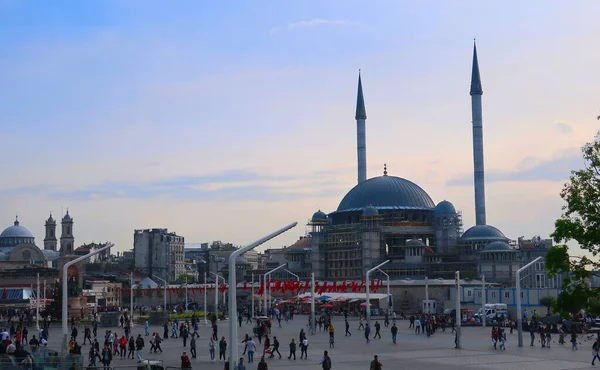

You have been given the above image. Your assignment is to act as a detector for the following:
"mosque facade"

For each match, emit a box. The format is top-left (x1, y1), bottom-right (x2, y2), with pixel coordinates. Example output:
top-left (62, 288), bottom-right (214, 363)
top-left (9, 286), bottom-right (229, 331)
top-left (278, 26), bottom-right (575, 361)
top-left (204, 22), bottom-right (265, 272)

top-left (307, 44), bottom-right (554, 286)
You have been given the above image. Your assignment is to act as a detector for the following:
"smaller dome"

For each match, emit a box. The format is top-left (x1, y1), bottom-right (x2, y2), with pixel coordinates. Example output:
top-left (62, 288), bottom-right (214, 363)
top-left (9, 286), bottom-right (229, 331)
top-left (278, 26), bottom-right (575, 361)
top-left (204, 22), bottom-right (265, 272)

top-left (434, 200), bottom-right (456, 215)
top-left (362, 204), bottom-right (379, 217)
top-left (63, 211), bottom-right (72, 221)
top-left (461, 225), bottom-right (508, 241)
top-left (0, 218), bottom-right (34, 239)
top-left (46, 213), bottom-right (55, 223)
top-left (482, 241), bottom-right (513, 252)
top-left (406, 239), bottom-right (425, 247)
top-left (311, 210), bottom-right (328, 223)
top-left (43, 250), bottom-right (60, 261)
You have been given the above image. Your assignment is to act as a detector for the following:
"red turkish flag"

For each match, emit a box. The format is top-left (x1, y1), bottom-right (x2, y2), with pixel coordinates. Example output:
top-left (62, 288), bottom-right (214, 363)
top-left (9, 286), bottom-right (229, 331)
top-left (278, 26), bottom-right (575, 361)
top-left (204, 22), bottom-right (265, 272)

top-left (318, 281), bottom-right (328, 295)
top-left (339, 282), bottom-right (348, 292)
top-left (351, 281), bottom-right (358, 292)
top-left (303, 281), bottom-right (310, 293)
top-left (243, 282), bottom-right (247, 291)
top-left (330, 281), bottom-right (337, 293)
top-left (1, 289), bottom-right (5, 300)
top-left (274, 280), bottom-right (282, 292)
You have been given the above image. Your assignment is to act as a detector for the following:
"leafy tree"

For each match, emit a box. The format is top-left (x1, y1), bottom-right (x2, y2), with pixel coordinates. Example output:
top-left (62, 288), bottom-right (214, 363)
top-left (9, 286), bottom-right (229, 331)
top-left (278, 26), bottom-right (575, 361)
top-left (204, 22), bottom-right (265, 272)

top-left (546, 132), bottom-right (600, 315)
top-left (173, 274), bottom-right (195, 284)
top-left (539, 296), bottom-right (556, 315)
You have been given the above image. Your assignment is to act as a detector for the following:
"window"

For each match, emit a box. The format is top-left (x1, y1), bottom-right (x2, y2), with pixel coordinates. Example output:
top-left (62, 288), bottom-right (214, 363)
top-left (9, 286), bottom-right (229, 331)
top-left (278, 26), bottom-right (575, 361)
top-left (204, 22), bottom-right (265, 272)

top-left (536, 273), bottom-right (545, 288)
top-left (467, 290), bottom-right (472, 297)
top-left (504, 292), bottom-right (510, 298)
top-left (491, 291), bottom-right (496, 298)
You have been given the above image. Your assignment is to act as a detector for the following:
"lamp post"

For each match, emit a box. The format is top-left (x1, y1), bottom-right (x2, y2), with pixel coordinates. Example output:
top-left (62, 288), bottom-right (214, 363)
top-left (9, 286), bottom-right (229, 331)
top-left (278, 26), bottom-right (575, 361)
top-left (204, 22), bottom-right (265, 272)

top-left (366, 260), bottom-right (390, 328)
top-left (455, 271), bottom-right (461, 349)
top-left (481, 274), bottom-right (486, 328)
top-left (204, 272), bottom-right (208, 324)
top-left (517, 256), bottom-right (542, 347)
top-left (264, 264), bottom-right (287, 314)
top-left (130, 272), bottom-right (134, 327)
top-left (376, 268), bottom-right (390, 313)
top-left (209, 272), bottom-right (223, 318)
top-left (284, 269), bottom-right (300, 282)
top-left (62, 242), bottom-right (113, 351)
top-left (310, 272), bottom-right (315, 335)
top-left (425, 276), bottom-right (429, 313)
top-left (251, 273), bottom-right (255, 318)
top-left (185, 276), bottom-right (189, 312)
top-left (153, 275), bottom-right (168, 313)
top-left (36, 273), bottom-right (40, 332)
top-left (227, 222), bottom-right (297, 370)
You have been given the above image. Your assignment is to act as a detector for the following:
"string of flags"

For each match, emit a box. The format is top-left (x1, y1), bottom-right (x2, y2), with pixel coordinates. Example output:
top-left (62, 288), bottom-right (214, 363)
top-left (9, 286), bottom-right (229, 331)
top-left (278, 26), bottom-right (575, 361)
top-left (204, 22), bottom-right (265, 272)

top-left (125, 279), bottom-right (384, 296)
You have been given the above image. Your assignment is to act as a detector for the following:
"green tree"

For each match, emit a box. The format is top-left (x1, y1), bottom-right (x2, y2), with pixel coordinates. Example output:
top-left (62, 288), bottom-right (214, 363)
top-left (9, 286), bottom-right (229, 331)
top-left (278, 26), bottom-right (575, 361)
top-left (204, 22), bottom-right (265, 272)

top-left (546, 131), bottom-right (600, 316)
top-left (539, 296), bottom-right (556, 315)
top-left (173, 274), bottom-right (195, 284)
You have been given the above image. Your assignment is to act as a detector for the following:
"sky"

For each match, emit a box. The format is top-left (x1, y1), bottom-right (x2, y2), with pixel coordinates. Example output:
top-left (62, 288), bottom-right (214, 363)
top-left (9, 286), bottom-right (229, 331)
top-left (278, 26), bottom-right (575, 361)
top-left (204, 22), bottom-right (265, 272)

top-left (1, 1), bottom-right (599, 254)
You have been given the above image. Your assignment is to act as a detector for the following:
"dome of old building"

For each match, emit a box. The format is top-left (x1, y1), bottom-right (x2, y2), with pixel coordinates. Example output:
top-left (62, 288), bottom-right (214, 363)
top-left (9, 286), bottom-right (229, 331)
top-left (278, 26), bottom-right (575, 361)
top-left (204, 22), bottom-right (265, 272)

top-left (434, 200), bottom-right (456, 215)
top-left (460, 225), bottom-right (508, 242)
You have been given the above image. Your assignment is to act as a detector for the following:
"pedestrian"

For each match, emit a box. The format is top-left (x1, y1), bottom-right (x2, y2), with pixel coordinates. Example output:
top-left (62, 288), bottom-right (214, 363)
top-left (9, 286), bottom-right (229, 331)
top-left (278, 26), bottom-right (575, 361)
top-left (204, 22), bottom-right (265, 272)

top-left (345, 320), bottom-right (351, 336)
top-left (190, 336), bottom-right (197, 359)
top-left (101, 345), bottom-right (112, 370)
top-left (145, 320), bottom-right (149, 336)
top-left (246, 337), bottom-right (256, 363)
top-left (181, 351), bottom-right (192, 370)
top-left (370, 355), bottom-right (382, 370)
top-left (238, 357), bottom-right (246, 370)
top-left (269, 336), bottom-right (281, 359)
top-left (182, 325), bottom-right (189, 347)
top-left (288, 338), bottom-right (296, 360)
top-left (300, 338), bottom-right (308, 359)
top-left (592, 340), bottom-right (600, 365)
top-left (135, 334), bottom-right (145, 362)
top-left (257, 356), bottom-right (268, 370)
top-left (571, 333), bottom-right (578, 351)
top-left (391, 323), bottom-right (398, 344)
top-left (319, 350), bottom-right (332, 370)
top-left (374, 321), bottom-right (381, 339)
top-left (128, 336), bottom-right (135, 359)
top-left (209, 338), bottom-right (216, 362)
top-left (365, 324), bottom-right (371, 343)
top-left (219, 336), bottom-right (227, 361)
top-left (358, 316), bottom-right (365, 330)
top-left (329, 324), bottom-right (335, 348)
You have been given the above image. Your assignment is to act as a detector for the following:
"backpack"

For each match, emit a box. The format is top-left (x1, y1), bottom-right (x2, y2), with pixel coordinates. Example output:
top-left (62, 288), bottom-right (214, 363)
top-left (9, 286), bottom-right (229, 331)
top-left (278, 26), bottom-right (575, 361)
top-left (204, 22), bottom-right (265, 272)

top-left (324, 356), bottom-right (332, 370)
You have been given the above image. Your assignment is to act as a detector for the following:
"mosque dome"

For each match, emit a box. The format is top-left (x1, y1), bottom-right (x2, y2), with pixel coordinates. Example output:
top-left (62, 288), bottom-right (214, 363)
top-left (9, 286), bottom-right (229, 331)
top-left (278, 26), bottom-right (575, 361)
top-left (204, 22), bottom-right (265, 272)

top-left (460, 225), bottom-right (508, 242)
top-left (311, 210), bottom-right (328, 223)
top-left (0, 218), bottom-right (34, 239)
top-left (336, 175), bottom-right (435, 213)
top-left (406, 239), bottom-right (426, 247)
top-left (482, 241), bottom-right (513, 252)
top-left (434, 200), bottom-right (456, 215)
top-left (362, 204), bottom-right (379, 217)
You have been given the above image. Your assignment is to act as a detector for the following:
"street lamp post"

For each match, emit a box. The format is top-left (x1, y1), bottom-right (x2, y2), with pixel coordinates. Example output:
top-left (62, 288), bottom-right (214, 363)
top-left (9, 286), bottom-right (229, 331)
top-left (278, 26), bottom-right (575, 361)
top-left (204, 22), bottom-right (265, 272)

top-left (284, 269), bottom-right (300, 282)
top-left (204, 272), bottom-right (208, 324)
top-left (264, 264), bottom-right (287, 314)
top-left (481, 274), bottom-right (486, 328)
top-left (310, 272), bottom-right (315, 335)
top-left (62, 243), bottom-right (113, 351)
top-left (517, 256), bottom-right (543, 347)
top-left (227, 222), bottom-right (298, 370)
top-left (130, 272), bottom-right (134, 326)
top-left (251, 273), bottom-right (255, 318)
top-left (36, 273), bottom-right (40, 332)
top-left (425, 276), bottom-right (429, 313)
top-left (376, 268), bottom-right (390, 313)
top-left (366, 260), bottom-right (390, 328)
top-left (209, 272), bottom-right (224, 318)
top-left (455, 271), bottom-right (461, 349)
top-left (153, 275), bottom-right (168, 313)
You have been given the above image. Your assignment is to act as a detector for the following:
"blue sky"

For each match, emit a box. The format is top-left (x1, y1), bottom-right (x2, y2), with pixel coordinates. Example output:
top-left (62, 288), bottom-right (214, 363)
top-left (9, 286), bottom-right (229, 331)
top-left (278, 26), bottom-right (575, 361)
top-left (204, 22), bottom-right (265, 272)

top-left (1, 1), bottom-right (599, 253)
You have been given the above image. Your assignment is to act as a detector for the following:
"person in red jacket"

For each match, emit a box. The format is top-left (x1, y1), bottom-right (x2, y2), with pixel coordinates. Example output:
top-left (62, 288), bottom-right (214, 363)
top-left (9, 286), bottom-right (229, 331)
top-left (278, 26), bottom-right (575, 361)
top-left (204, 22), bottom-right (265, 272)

top-left (119, 335), bottom-right (127, 359)
top-left (181, 351), bottom-right (192, 370)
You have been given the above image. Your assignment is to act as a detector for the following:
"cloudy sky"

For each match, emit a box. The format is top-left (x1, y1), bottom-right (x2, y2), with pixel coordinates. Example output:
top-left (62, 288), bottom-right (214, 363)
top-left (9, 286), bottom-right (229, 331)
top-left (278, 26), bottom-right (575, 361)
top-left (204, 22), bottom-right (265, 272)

top-left (1, 1), bottom-right (599, 254)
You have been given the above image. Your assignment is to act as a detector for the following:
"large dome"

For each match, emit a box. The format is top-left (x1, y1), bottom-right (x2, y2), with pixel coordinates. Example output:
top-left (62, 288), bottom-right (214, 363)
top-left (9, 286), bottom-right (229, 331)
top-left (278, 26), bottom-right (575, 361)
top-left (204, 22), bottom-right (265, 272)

top-left (336, 175), bottom-right (435, 212)
top-left (0, 220), bottom-right (34, 239)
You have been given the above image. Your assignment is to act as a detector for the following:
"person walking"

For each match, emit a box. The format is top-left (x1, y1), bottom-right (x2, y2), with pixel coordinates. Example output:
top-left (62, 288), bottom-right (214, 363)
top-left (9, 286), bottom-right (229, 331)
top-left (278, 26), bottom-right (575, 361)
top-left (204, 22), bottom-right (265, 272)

top-left (391, 323), bottom-right (398, 344)
top-left (269, 336), bottom-right (281, 359)
top-left (373, 321), bottom-right (381, 339)
top-left (370, 355), bottom-right (382, 370)
top-left (345, 320), bottom-right (351, 336)
top-left (219, 336), bottom-right (227, 361)
top-left (300, 338), bottom-right (308, 359)
top-left (592, 340), bottom-right (600, 365)
top-left (246, 337), bottom-right (256, 363)
top-left (530, 325), bottom-right (536, 347)
top-left (238, 357), bottom-right (246, 370)
top-left (319, 350), bottom-right (332, 370)
top-left (329, 324), bottom-right (335, 348)
top-left (358, 316), bottom-right (365, 330)
top-left (288, 338), bottom-right (296, 360)
top-left (190, 336), bottom-right (197, 358)
top-left (135, 334), bottom-right (145, 362)
top-left (364, 324), bottom-right (371, 343)
top-left (127, 336), bottom-right (135, 359)
top-left (209, 338), bottom-right (216, 362)
top-left (257, 356), bottom-right (268, 370)
top-left (101, 345), bottom-right (112, 370)
top-left (181, 351), bottom-right (192, 370)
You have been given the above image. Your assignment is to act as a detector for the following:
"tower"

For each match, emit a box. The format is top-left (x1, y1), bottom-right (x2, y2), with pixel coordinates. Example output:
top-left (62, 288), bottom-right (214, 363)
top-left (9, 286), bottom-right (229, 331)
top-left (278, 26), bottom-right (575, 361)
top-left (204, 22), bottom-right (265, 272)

top-left (470, 41), bottom-right (487, 225)
top-left (43, 213), bottom-right (57, 251)
top-left (356, 71), bottom-right (367, 184)
top-left (60, 209), bottom-right (74, 256)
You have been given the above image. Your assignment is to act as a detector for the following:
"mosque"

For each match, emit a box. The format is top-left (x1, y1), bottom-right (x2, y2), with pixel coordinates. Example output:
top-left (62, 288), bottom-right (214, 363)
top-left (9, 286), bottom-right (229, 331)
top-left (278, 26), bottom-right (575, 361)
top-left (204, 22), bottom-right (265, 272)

top-left (0, 211), bottom-right (74, 269)
top-left (308, 44), bottom-right (544, 285)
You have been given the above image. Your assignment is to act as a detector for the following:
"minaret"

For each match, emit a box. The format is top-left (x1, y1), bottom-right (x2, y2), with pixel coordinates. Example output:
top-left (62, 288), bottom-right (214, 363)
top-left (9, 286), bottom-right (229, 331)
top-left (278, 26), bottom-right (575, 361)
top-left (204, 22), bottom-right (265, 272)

top-left (44, 213), bottom-right (57, 251)
top-left (470, 41), bottom-right (486, 225)
top-left (356, 71), bottom-right (367, 183)
top-left (60, 209), bottom-right (75, 256)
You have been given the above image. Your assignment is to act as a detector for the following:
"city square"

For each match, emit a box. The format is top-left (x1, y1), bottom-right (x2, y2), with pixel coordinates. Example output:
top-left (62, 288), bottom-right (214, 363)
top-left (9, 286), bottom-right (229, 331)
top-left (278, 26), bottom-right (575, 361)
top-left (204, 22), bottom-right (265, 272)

top-left (38, 315), bottom-right (598, 369)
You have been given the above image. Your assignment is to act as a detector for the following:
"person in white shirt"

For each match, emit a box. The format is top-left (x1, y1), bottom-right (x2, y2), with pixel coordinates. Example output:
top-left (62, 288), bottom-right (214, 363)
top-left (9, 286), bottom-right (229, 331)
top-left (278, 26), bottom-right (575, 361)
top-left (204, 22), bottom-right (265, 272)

top-left (1, 329), bottom-right (9, 341)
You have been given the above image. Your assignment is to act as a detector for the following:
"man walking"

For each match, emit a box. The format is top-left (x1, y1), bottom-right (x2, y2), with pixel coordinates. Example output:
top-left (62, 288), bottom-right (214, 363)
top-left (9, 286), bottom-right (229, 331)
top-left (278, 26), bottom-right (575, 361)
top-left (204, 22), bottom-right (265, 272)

top-left (370, 355), bottom-right (382, 370)
top-left (319, 350), bottom-right (332, 370)
top-left (190, 336), bottom-right (196, 359)
top-left (345, 320), bottom-right (351, 336)
top-left (373, 321), bottom-right (381, 339)
top-left (391, 323), bottom-right (398, 344)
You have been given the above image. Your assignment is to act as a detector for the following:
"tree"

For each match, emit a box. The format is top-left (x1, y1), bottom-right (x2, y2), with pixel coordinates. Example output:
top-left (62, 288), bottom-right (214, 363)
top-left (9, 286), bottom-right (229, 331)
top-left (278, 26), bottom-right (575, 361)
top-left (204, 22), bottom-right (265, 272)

top-left (539, 296), bottom-right (556, 315)
top-left (546, 131), bottom-right (600, 316)
top-left (173, 274), bottom-right (195, 284)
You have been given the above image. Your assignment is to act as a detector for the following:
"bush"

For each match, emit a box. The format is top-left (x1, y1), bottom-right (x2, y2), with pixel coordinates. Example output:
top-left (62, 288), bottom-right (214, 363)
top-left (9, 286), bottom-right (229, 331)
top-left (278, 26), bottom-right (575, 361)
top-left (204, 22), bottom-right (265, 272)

top-left (170, 312), bottom-right (207, 320)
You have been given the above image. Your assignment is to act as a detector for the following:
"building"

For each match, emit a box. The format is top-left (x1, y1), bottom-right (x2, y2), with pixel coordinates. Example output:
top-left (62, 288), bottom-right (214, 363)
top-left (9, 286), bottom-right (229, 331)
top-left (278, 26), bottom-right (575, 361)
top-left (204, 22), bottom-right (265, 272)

top-left (133, 228), bottom-right (185, 283)
top-left (82, 279), bottom-right (123, 309)
top-left (185, 241), bottom-right (259, 278)
top-left (308, 43), bottom-right (556, 285)
top-left (75, 242), bottom-right (112, 263)
top-left (0, 216), bottom-right (60, 269)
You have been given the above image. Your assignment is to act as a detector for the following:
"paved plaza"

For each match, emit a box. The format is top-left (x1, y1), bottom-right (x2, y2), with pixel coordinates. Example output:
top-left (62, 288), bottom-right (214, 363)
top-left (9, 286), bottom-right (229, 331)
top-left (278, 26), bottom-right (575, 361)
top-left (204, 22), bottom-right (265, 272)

top-left (42, 316), bottom-right (597, 369)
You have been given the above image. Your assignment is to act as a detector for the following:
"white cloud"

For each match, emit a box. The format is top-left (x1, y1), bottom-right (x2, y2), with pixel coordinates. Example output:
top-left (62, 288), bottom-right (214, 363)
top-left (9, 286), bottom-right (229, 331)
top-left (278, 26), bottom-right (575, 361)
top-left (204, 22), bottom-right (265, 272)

top-left (270, 19), bottom-right (357, 34)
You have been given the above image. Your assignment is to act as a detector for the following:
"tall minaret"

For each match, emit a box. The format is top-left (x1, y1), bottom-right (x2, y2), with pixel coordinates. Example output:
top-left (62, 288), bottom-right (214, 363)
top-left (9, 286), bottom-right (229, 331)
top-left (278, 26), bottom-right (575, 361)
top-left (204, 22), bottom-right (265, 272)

top-left (470, 41), bottom-right (487, 225)
top-left (60, 209), bottom-right (75, 256)
top-left (43, 213), bottom-right (57, 251)
top-left (356, 71), bottom-right (367, 183)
